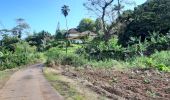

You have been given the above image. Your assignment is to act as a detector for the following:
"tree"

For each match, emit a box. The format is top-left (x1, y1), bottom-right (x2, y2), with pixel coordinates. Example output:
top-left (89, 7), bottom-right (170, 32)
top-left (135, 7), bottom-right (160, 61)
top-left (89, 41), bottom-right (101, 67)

top-left (61, 5), bottom-right (70, 31)
top-left (61, 5), bottom-right (70, 54)
top-left (84, 0), bottom-right (135, 42)
top-left (94, 18), bottom-right (101, 33)
top-left (55, 30), bottom-right (65, 40)
top-left (77, 18), bottom-right (95, 32)
top-left (12, 18), bottom-right (30, 38)
top-left (0, 18), bottom-right (30, 39)
top-left (84, 0), bottom-right (114, 41)
top-left (0, 34), bottom-right (20, 52)
top-left (55, 22), bottom-right (65, 40)
top-left (118, 0), bottom-right (170, 46)
top-left (26, 30), bottom-right (51, 51)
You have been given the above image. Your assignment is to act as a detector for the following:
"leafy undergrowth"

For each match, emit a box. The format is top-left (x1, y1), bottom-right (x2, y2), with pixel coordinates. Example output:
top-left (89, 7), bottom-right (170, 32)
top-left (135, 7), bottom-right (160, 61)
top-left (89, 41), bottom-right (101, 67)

top-left (43, 67), bottom-right (109, 100)
top-left (130, 51), bottom-right (170, 72)
top-left (60, 66), bottom-right (170, 100)
top-left (46, 45), bottom-right (170, 72)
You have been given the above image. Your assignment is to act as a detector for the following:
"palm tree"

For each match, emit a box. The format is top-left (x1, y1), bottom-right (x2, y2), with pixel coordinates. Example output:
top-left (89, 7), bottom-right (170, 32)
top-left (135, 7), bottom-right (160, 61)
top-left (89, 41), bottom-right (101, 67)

top-left (61, 5), bottom-right (70, 54)
top-left (61, 5), bottom-right (70, 30)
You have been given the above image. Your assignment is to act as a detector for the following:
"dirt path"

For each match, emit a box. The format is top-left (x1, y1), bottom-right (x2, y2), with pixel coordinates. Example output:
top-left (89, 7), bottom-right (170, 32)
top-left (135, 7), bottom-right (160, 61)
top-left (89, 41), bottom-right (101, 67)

top-left (0, 64), bottom-right (63, 100)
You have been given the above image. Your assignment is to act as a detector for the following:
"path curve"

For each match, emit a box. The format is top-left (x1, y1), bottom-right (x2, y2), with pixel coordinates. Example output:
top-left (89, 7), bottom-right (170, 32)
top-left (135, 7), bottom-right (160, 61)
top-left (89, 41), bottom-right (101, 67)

top-left (0, 64), bottom-right (63, 100)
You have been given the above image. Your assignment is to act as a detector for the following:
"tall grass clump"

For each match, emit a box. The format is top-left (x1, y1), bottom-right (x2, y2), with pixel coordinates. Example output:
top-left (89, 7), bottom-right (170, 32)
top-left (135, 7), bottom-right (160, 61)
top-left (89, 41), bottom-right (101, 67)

top-left (130, 51), bottom-right (170, 72)
top-left (45, 47), bottom-right (87, 67)
top-left (86, 60), bottom-right (128, 69)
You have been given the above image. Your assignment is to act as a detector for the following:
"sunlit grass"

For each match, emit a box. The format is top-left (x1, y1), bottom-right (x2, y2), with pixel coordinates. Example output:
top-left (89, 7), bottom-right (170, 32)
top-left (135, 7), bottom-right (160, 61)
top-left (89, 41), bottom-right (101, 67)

top-left (44, 68), bottom-right (86, 100)
top-left (0, 68), bottom-right (18, 89)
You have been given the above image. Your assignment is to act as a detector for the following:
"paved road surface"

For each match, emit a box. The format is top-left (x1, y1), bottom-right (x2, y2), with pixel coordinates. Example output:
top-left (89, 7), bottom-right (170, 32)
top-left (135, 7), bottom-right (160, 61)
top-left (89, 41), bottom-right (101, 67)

top-left (0, 64), bottom-right (63, 100)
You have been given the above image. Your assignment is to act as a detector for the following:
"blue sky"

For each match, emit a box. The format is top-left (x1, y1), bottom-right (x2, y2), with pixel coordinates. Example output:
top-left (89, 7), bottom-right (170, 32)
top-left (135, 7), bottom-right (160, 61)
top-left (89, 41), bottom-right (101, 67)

top-left (0, 0), bottom-right (146, 34)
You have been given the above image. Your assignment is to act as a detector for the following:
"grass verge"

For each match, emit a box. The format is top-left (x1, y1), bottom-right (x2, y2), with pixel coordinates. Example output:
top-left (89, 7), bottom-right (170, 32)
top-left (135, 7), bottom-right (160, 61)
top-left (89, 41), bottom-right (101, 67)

top-left (43, 68), bottom-right (85, 100)
top-left (43, 67), bottom-right (107, 100)
top-left (0, 68), bottom-right (18, 89)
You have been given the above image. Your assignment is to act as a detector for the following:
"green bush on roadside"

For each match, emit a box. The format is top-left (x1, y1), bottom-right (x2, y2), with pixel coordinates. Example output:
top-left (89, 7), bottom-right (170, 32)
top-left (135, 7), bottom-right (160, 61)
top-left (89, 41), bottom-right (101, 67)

top-left (0, 42), bottom-right (43, 70)
top-left (45, 47), bottom-right (86, 67)
top-left (45, 44), bottom-right (170, 72)
top-left (130, 51), bottom-right (170, 72)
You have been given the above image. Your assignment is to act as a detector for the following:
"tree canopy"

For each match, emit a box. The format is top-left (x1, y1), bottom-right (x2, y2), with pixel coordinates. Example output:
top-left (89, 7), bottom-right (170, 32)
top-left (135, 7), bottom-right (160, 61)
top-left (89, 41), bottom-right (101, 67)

top-left (77, 18), bottom-right (95, 32)
top-left (118, 0), bottom-right (170, 46)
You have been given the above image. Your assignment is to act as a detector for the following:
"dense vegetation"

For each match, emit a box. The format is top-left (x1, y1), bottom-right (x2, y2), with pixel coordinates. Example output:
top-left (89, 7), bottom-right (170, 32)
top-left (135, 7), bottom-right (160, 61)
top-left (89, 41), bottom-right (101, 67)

top-left (118, 0), bottom-right (170, 46)
top-left (0, 21), bottom-right (44, 70)
top-left (45, 0), bottom-right (170, 72)
top-left (0, 0), bottom-right (170, 73)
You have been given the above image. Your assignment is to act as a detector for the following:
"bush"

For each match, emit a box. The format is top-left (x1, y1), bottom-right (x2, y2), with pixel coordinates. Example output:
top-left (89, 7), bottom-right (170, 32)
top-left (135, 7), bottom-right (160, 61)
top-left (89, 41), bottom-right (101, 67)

top-left (61, 54), bottom-right (86, 67)
top-left (119, 32), bottom-right (170, 60)
top-left (0, 41), bottom-right (42, 70)
top-left (130, 51), bottom-right (170, 72)
top-left (45, 47), bottom-right (86, 67)
top-left (83, 37), bottom-right (125, 61)
top-left (151, 51), bottom-right (170, 65)
top-left (45, 46), bottom-right (129, 69)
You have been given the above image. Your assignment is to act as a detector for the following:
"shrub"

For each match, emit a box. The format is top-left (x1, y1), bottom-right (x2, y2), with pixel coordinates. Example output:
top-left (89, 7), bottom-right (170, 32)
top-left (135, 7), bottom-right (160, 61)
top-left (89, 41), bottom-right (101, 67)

top-left (61, 54), bottom-right (86, 67)
top-left (45, 47), bottom-right (86, 67)
top-left (130, 51), bottom-right (170, 72)
top-left (150, 51), bottom-right (170, 66)
top-left (0, 41), bottom-right (41, 70)
top-left (83, 37), bottom-right (125, 61)
top-left (145, 32), bottom-right (170, 55)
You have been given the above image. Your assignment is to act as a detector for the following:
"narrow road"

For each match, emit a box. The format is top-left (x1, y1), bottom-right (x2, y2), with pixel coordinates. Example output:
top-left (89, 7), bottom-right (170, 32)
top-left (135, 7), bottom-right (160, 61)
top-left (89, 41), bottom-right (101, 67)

top-left (0, 64), bottom-right (63, 100)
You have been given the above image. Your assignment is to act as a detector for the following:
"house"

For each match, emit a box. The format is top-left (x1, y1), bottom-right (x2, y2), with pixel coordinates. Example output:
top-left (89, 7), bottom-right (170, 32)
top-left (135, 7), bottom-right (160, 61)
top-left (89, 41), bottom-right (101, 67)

top-left (66, 28), bottom-right (97, 43)
top-left (67, 28), bottom-right (97, 39)
top-left (81, 31), bottom-right (97, 38)
top-left (67, 28), bottom-right (81, 39)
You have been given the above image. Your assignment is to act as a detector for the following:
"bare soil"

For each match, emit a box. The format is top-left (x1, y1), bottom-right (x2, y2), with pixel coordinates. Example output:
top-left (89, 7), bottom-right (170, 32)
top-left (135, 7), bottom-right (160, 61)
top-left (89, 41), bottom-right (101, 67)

top-left (60, 66), bottom-right (170, 100)
top-left (0, 64), bottom-right (63, 100)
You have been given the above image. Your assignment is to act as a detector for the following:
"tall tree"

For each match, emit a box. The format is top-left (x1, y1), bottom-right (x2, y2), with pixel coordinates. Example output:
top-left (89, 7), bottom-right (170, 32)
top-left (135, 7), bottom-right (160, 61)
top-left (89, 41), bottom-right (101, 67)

top-left (26, 30), bottom-right (51, 51)
top-left (61, 5), bottom-right (70, 54)
top-left (94, 18), bottom-right (103, 34)
top-left (118, 0), bottom-right (170, 46)
top-left (61, 5), bottom-right (70, 31)
top-left (55, 22), bottom-right (64, 40)
top-left (77, 18), bottom-right (95, 32)
top-left (12, 18), bottom-right (30, 38)
top-left (84, 0), bottom-right (114, 41)
top-left (84, 0), bottom-right (135, 42)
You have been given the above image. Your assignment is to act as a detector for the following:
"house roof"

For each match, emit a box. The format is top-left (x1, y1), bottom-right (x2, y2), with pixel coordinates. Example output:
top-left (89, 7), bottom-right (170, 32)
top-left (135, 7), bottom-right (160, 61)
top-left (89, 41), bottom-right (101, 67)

top-left (67, 28), bottom-right (97, 40)
top-left (81, 31), bottom-right (97, 36)
top-left (68, 28), bottom-right (80, 34)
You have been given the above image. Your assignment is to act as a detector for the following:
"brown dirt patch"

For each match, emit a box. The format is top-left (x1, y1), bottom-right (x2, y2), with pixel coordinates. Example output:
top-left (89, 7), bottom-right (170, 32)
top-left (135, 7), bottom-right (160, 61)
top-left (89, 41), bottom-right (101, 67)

top-left (60, 66), bottom-right (170, 100)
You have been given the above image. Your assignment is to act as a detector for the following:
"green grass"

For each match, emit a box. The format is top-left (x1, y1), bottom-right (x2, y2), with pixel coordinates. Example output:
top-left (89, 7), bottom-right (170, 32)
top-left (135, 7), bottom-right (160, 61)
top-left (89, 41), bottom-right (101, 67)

top-left (0, 71), bottom-right (7, 80)
top-left (0, 68), bottom-right (18, 79)
top-left (0, 68), bottom-right (18, 89)
top-left (130, 51), bottom-right (170, 72)
top-left (44, 68), bottom-right (85, 100)
top-left (87, 60), bottom-right (128, 69)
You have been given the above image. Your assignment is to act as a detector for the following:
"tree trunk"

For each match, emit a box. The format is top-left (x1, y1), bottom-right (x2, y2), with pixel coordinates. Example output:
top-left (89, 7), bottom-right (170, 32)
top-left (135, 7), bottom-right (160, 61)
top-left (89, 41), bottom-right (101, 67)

top-left (65, 17), bottom-right (68, 54)
top-left (117, 0), bottom-right (121, 17)
top-left (101, 0), bottom-right (114, 43)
